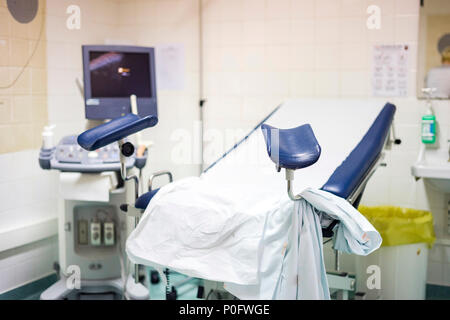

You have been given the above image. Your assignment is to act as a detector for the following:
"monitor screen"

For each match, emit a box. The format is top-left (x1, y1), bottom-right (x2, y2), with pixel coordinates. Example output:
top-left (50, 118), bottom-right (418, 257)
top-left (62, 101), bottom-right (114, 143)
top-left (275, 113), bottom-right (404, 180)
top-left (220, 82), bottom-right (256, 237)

top-left (88, 51), bottom-right (152, 98)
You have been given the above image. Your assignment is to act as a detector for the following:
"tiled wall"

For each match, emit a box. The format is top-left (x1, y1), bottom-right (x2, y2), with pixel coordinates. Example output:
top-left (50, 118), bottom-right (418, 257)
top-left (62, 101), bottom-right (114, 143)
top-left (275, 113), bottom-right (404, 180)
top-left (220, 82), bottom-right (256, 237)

top-left (201, 0), bottom-right (420, 133)
top-left (0, 237), bottom-right (57, 294)
top-left (116, 0), bottom-right (201, 181)
top-left (0, 0), bottom-right (122, 293)
top-left (0, 0), bottom-right (202, 293)
top-left (0, 0), bottom-right (48, 155)
top-left (45, 0), bottom-right (121, 141)
top-left (0, 0), bottom-right (58, 292)
top-left (200, 0), bottom-right (450, 286)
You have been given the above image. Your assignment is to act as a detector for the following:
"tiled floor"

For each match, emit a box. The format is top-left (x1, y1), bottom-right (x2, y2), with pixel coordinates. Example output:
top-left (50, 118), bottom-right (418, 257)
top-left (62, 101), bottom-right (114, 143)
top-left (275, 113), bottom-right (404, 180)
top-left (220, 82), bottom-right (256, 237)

top-left (1, 271), bottom-right (449, 300)
top-left (425, 284), bottom-right (450, 300)
top-left (0, 269), bottom-right (202, 300)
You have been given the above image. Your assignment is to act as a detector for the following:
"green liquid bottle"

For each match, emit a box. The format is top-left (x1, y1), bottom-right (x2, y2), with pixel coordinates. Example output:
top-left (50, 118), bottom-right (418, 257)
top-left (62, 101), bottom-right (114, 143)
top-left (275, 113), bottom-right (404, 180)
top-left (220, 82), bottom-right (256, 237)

top-left (421, 109), bottom-right (436, 144)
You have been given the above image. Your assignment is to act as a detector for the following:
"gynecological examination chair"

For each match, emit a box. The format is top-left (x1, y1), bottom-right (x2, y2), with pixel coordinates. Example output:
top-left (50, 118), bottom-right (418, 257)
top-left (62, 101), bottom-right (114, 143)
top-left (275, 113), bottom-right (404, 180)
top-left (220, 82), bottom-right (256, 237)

top-left (77, 99), bottom-right (401, 299)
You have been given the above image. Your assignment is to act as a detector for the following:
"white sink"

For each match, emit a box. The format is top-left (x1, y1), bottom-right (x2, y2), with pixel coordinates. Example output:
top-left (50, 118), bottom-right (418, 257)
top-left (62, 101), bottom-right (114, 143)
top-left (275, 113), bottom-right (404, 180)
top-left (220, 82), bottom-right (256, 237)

top-left (411, 161), bottom-right (450, 193)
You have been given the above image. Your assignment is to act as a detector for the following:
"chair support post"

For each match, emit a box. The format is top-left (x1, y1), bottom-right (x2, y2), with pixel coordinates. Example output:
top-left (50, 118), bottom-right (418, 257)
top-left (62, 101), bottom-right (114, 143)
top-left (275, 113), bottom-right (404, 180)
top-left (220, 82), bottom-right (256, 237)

top-left (118, 140), bottom-right (127, 180)
top-left (286, 169), bottom-right (303, 201)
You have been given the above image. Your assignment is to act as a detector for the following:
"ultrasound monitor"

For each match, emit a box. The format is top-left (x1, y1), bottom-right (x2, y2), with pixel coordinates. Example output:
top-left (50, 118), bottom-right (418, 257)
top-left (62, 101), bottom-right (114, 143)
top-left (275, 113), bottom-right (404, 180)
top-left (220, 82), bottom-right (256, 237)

top-left (82, 45), bottom-right (157, 120)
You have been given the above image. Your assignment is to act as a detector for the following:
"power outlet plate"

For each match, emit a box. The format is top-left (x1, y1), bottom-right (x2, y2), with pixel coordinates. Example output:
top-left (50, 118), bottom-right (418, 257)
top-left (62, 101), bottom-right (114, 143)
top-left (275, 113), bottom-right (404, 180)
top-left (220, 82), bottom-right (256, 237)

top-left (90, 221), bottom-right (101, 246)
top-left (103, 222), bottom-right (115, 246)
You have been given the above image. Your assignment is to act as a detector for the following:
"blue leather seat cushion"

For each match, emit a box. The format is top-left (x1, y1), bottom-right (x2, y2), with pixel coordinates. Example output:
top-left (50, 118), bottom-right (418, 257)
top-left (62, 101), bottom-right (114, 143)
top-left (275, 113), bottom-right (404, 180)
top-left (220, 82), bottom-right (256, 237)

top-left (78, 113), bottom-right (158, 151)
top-left (321, 103), bottom-right (396, 198)
top-left (135, 188), bottom-right (160, 210)
top-left (261, 123), bottom-right (321, 170)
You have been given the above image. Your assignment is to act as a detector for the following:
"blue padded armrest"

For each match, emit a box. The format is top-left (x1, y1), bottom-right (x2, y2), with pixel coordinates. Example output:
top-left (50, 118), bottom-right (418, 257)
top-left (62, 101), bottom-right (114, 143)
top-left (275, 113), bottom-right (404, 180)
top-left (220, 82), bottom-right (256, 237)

top-left (321, 103), bottom-right (396, 198)
top-left (261, 123), bottom-right (321, 170)
top-left (135, 188), bottom-right (160, 210)
top-left (77, 113), bottom-right (158, 151)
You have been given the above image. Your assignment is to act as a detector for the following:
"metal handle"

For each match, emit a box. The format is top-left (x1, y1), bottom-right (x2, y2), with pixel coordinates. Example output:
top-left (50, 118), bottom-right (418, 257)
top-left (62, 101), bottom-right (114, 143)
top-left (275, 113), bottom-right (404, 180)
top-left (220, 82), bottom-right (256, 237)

top-left (386, 122), bottom-right (401, 149)
top-left (148, 170), bottom-right (173, 191)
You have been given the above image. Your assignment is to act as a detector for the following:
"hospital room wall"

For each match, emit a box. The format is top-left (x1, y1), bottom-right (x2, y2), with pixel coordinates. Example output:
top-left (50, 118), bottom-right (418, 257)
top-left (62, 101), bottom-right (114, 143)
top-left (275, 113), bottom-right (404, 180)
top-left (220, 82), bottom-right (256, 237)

top-left (0, 0), bottom-right (56, 294)
top-left (115, 0), bottom-right (202, 182)
top-left (200, 0), bottom-right (450, 286)
top-left (0, 0), bottom-right (123, 294)
top-left (0, 0), bottom-right (201, 294)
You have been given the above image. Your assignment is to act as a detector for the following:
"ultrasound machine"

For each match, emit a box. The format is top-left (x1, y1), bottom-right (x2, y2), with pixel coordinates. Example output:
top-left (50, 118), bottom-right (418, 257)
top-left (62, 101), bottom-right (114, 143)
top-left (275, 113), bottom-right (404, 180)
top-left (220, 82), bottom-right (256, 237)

top-left (38, 45), bottom-right (160, 300)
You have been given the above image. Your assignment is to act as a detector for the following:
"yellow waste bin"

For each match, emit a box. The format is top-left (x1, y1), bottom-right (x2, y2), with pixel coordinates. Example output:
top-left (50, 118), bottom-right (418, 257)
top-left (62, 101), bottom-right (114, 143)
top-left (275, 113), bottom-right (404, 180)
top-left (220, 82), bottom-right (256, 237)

top-left (355, 206), bottom-right (435, 300)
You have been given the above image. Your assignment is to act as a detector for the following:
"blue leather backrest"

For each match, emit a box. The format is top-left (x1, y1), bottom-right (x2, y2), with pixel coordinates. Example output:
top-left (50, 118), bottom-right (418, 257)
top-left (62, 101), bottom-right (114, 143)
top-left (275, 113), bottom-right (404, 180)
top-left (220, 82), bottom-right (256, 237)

top-left (77, 114), bottom-right (158, 151)
top-left (261, 123), bottom-right (321, 170)
top-left (321, 103), bottom-right (396, 198)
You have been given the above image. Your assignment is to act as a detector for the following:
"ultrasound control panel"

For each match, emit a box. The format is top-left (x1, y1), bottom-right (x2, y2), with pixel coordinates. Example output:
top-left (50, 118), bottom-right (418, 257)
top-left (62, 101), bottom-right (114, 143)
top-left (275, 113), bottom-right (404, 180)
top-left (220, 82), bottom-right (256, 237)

top-left (56, 136), bottom-right (121, 164)
top-left (39, 135), bottom-right (145, 173)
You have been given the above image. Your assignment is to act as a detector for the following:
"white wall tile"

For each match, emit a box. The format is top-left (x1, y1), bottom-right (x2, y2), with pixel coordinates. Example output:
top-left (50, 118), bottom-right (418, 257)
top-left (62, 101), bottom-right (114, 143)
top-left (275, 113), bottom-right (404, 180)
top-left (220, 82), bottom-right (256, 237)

top-left (315, 18), bottom-right (340, 44)
top-left (291, 19), bottom-right (315, 44)
top-left (242, 20), bottom-right (266, 45)
top-left (340, 70), bottom-right (369, 96)
top-left (314, 70), bottom-right (340, 96)
top-left (341, 0), bottom-right (365, 17)
top-left (265, 45), bottom-right (290, 71)
top-left (340, 43), bottom-right (368, 69)
top-left (340, 17), bottom-right (367, 44)
top-left (395, 15), bottom-right (419, 43)
top-left (371, 0), bottom-right (396, 16)
top-left (265, 20), bottom-right (291, 45)
top-left (289, 71), bottom-right (315, 96)
top-left (427, 261), bottom-right (444, 285)
top-left (367, 15), bottom-right (396, 43)
top-left (315, 0), bottom-right (341, 17)
top-left (242, 0), bottom-right (266, 21)
top-left (314, 44), bottom-right (341, 69)
top-left (266, 0), bottom-right (292, 20)
top-left (290, 45), bottom-right (315, 69)
top-left (291, 0), bottom-right (315, 19)
top-left (220, 21), bottom-right (243, 46)
top-left (395, 0), bottom-right (420, 16)
top-left (242, 46), bottom-right (266, 71)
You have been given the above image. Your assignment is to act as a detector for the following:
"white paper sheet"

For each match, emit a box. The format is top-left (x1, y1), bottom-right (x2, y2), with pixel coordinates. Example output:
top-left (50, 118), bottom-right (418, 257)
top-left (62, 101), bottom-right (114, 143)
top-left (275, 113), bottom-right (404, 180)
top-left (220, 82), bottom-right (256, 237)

top-left (372, 44), bottom-right (409, 97)
top-left (155, 44), bottom-right (185, 90)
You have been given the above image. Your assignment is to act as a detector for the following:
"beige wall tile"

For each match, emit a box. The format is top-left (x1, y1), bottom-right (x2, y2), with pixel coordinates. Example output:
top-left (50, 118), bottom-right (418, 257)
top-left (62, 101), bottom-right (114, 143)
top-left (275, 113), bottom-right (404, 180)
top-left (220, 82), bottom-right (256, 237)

top-left (266, 0), bottom-right (291, 20)
top-left (27, 13), bottom-right (46, 41)
top-left (242, 0), bottom-right (266, 21)
top-left (0, 7), bottom-right (11, 37)
top-left (11, 95), bottom-right (32, 123)
top-left (13, 124), bottom-right (34, 150)
top-left (0, 38), bottom-right (9, 66)
top-left (31, 95), bottom-right (48, 123)
top-left (291, 0), bottom-right (315, 19)
top-left (0, 66), bottom-right (11, 94)
top-left (11, 67), bottom-right (32, 95)
top-left (0, 96), bottom-right (11, 123)
top-left (291, 19), bottom-right (315, 44)
top-left (0, 5), bottom-right (47, 150)
top-left (0, 125), bottom-right (16, 153)
top-left (9, 38), bottom-right (30, 67)
top-left (31, 68), bottom-right (47, 95)
top-left (10, 18), bottom-right (29, 40)
top-left (29, 40), bottom-right (47, 68)
top-left (315, 0), bottom-right (341, 17)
